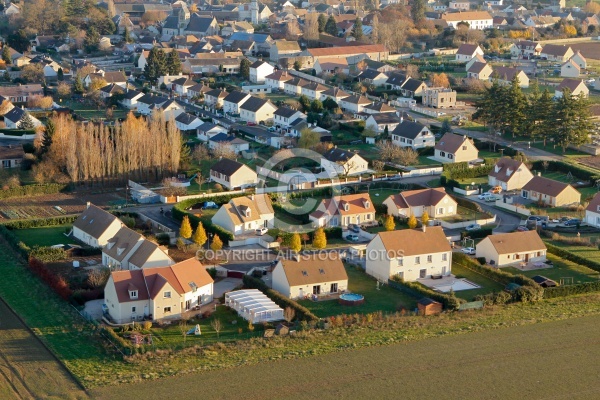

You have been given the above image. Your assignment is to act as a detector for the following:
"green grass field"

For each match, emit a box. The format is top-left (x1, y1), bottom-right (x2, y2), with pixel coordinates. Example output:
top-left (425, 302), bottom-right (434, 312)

top-left (451, 263), bottom-right (505, 301)
top-left (545, 240), bottom-right (600, 264)
top-left (298, 265), bottom-right (417, 317)
top-left (11, 225), bottom-right (72, 247)
top-left (503, 253), bottom-right (600, 285)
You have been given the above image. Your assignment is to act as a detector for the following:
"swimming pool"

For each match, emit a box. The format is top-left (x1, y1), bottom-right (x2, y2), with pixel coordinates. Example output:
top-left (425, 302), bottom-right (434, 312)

top-left (339, 293), bottom-right (365, 306)
top-left (433, 279), bottom-right (480, 293)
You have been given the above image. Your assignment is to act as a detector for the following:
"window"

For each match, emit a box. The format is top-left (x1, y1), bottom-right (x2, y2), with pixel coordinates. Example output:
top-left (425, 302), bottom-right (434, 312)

top-left (164, 291), bottom-right (171, 298)
top-left (440, 151), bottom-right (445, 157)
top-left (427, 255), bottom-right (432, 263)
top-left (129, 290), bottom-right (138, 299)
top-left (131, 306), bottom-right (136, 313)
top-left (442, 253), bottom-right (447, 261)
top-left (415, 256), bottom-right (420, 264)
top-left (398, 258), bottom-right (403, 266)
top-left (164, 307), bottom-right (171, 313)
top-left (462, 145), bottom-right (467, 150)
top-left (437, 207), bottom-right (444, 215)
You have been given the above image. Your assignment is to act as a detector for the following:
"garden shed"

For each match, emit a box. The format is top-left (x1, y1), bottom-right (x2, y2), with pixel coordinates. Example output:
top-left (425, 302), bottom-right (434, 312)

top-left (225, 289), bottom-right (284, 323)
top-left (417, 298), bottom-right (443, 316)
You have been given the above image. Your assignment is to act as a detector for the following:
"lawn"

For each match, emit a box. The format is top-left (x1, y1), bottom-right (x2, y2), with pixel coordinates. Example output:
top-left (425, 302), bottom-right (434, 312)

top-left (417, 155), bottom-right (443, 166)
top-left (12, 224), bottom-right (73, 247)
top-left (545, 240), bottom-right (600, 264)
top-left (365, 188), bottom-right (397, 205)
top-left (298, 264), bottom-right (417, 317)
top-left (455, 176), bottom-right (489, 190)
top-left (440, 206), bottom-right (492, 223)
top-left (450, 262), bottom-right (506, 301)
top-left (337, 143), bottom-right (378, 161)
top-left (503, 254), bottom-right (600, 285)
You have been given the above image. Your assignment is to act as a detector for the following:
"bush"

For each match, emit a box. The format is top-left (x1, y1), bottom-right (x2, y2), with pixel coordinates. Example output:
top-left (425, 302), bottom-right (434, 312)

top-left (460, 227), bottom-right (492, 240)
top-left (242, 275), bottom-right (319, 321)
top-left (3, 215), bottom-right (78, 229)
top-left (543, 281), bottom-right (600, 298)
top-left (102, 327), bottom-right (133, 353)
top-left (451, 195), bottom-right (482, 212)
top-left (29, 246), bottom-right (67, 262)
top-left (74, 247), bottom-right (102, 257)
top-left (155, 233), bottom-right (171, 246)
top-left (0, 183), bottom-right (68, 199)
top-left (27, 257), bottom-right (72, 300)
top-left (389, 277), bottom-right (464, 310)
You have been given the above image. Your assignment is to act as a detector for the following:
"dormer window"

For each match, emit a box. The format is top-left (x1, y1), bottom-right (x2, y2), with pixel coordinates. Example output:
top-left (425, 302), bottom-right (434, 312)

top-left (364, 200), bottom-right (370, 209)
top-left (89, 219), bottom-right (94, 224)
top-left (343, 203), bottom-right (349, 212)
top-left (245, 209), bottom-right (251, 217)
top-left (129, 290), bottom-right (138, 299)
top-left (117, 247), bottom-right (125, 256)
top-left (107, 242), bottom-right (115, 249)
top-left (495, 165), bottom-right (501, 173)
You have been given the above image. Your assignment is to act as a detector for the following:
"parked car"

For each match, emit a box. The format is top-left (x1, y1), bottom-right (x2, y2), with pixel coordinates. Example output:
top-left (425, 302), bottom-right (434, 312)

top-left (478, 193), bottom-right (490, 200)
top-left (461, 247), bottom-right (475, 255)
top-left (516, 225), bottom-right (529, 232)
top-left (346, 234), bottom-right (360, 242)
top-left (465, 224), bottom-right (481, 231)
top-left (255, 227), bottom-right (269, 236)
top-left (484, 194), bottom-right (498, 202)
top-left (563, 219), bottom-right (581, 227)
top-left (489, 186), bottom-right (502, 194)
top-left (348, 224), bottom-right (360, 233)
top-left (201, 201), bottom-right (219, 209)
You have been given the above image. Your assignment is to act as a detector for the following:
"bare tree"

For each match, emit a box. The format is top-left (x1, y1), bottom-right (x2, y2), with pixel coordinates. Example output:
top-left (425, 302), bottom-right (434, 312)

top-left (284, 307), bottom-right (296, 324)
top-left (211, 142), bottom-right (236, 160)
top-left (211, 318), bottom-right (222, 338)
top-left (193, 145), bottom-right (210, 161)
top-left (397, 147), bottom-right (419, 166)
top-left (303, 13), bottom-right (320, 42)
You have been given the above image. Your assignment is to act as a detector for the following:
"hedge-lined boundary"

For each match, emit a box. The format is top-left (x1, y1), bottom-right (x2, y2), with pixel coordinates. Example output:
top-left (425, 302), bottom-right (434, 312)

top-left (544, 281), bottom-right (600, 298)
top-left (388, 277), bottom-right (464, 311)
top-left (1, 215), bottom-right (78, 228)
top-left (242, 275), bottom-right (319, 321)
top-left (531, 160), bottom-right (600, 182)
top-left (545, 243), bottom-right (600, 273)
top-left (0, 183), bottom-right (68, 200)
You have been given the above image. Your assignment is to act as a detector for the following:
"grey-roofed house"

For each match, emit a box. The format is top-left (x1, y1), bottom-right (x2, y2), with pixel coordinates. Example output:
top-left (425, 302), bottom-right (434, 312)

top-left (391, 120), bottom-right (435, 150)
top-left (175, 112), bottom-right (203, 131)
top-left (208, 133), bottom-right (250, 154)
top-left (73, 204), bottom-right (123, 247)
top-left (204, 88), bottom-right (229, 107)
top-left (273, 107), bottom-right (306, 128)
top-left (239, 97), bottom-right (278, 124)
top-left (223, 90), bottom-right (252, 114)
top-left (184, 14), bottom-right (219, 36)
top-left (365, 113), bottom-right (404, 133)
top-left (209, 158), bottom-right (258, 189)
top-left (237, 125), bottom-right (284, 148)
top-left (357, 69), bottom-right (389, 86)
top-left (321, 147), bottom-right (369, 176)
top-left (197, 122), bottom-right (228, 141)
top-left (119, 89), bottom-right (144, 109)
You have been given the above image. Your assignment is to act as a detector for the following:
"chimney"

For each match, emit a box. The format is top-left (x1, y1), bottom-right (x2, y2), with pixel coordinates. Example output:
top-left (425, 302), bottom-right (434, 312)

top-left (86, 202), bottom-right (91, 209)
top-left (422, 224), bottom-right (426, 232)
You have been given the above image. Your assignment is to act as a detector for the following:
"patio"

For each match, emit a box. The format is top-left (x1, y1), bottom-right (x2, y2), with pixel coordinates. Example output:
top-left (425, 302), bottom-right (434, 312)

top-left (419, 275), bottom-right (481, 293)
top-left (503, 260), bottom-right (553, 272)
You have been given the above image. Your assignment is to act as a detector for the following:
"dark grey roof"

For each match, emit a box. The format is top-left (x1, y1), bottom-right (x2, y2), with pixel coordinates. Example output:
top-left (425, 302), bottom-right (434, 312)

top-left (358, 69), bottom-right (386, 80)
top-left (175, 112), bottom-right (199, 125)
top-left (205, 88), bottom-right (229, 98)
top-left (224, 90), bottom-right (250, 104)
top-left (186, 14), bottom-right (216, 33)
top-left (4, 107), bottom-right (24, 123)
top-left (391, 120), bottom-right (427, 140)
top-left (386, 73), bottom-right (407, 86)
top-left (172, 77), bottom-right (195, 86)
top-left (368, 113), bottom-right (402, 124)
top-left (323, 147), bottom-right (356, 163)
top-left (123, 89), bottom-right (142, 99)
top-left (250, 60), bottom-right (269, 68)
top-left (240, 97), bottom-right (271, 112)
top-left (210, 158), bottom-right (244, 175)
top-left (401, 78), bottom-right (425, 92)
top-left (163, 15), bottom-right (179, 30)
top-left (197, 122), bottom-right (221, 132)
top-left (273, 107), bottom-right (299, 118)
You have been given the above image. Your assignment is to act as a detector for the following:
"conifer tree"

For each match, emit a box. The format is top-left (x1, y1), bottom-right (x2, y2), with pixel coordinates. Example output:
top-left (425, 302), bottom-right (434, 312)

top-left (180, 215), bottom-right (192, 239)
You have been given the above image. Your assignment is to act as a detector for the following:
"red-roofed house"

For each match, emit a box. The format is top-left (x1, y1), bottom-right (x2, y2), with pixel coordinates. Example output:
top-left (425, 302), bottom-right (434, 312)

top-left (309, 193), bottom-right (376, 228)
top-left (383, 187), bottom-right (457, 218)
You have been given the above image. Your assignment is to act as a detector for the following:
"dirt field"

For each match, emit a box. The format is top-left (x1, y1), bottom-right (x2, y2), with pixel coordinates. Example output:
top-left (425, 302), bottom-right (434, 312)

top-left (0, 298), bottom-right (88, 400)
top-left (0, 192), bottom-right (123, 221)
top-left (578, 156), bottom-right (600, 170)
top-left (570, 42), bottom-right (600, 61)
top-left (91, 314), bottom-right (600, 400)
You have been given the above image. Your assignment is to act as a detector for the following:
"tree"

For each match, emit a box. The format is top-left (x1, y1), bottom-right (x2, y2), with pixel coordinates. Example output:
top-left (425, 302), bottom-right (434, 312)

top-left (0, 100), bottom-right (12, 115)
top-left (239, 58), bottom-right (251, 79)
top-left (19, 113), bottom-right (36, 130)
top-left (57, 68), bottom-right (64, 81)
top-left (210, 318), bottom-right (222, 338)
top-left (166, 50), bottom-right (182, 75)
top-left (21, 64), bottom-right (44, 83)
top-left (407, 214), bottom-right (417, 229)
top-left (298, 128), bottom-right (320, 149)
top-left (293, 60), bottom-right (302, 71)
top-left (73, 76), bottom-right (85, 94)
top-left (421, 211), bottom-right (429, 226)
top-left (352, 18), bottom-right (363, 40)
top-left (27, 96), bottom-right (54, 109)
top-left (412, 0), bottom-right (425, 24)
top-left (290, 233), bottom-right (302, 252)
top-left (298, 94), bottom-right (311, 112)
top-left (180, 215), bottom-right (192, 239)
top-left (84, 26), bottom-right (100, 53)
top-left (397, 147), bottom-right (419, 166)
top-left (123, 26), bottom-right (133, 44)
top-left (440, 118), bottom-right (452, 135)
top-left (90, 77), bottom-right (108, 91)
top-left (40, 117), bottom-right (55, 155)
top-left (211, 234), bottom-right (223, 251)
top-left (318, 14), bottom-right (328, 32)
top-left (322, 97), bottom-right (338, 111)
top-left (283, 307), bottom-right (296, 323)
top-left (554, 90), bottom-right (593, 152)
top-left (192, 222), bottom-right (208, 246)
top-left (405, 64), bottom-right (419, 79)
top-left (303, 13), bottom-right (320, 42)
top-left (143, 47), bottom-right (168, 83)
top-left (585, 1), bottom-right (600, 13)
top-left (325, 15), bottom-right (338, 36)
top-left (3, 71), bottom-right (10, 82)
top-left (371, 14), bottom-right (379, 44)
top-left (312, 228), bottom-right (327, 249)
top-left (430, 73), bottom-right (450, 88)
top-left (7, 30), bottom-right (30, 53)
top-left (211, 142), bottom-right (236, 159)
top-left (1, 46), bottom-right (10, 64)
top-left (384, 214), bottom-right (395, 231)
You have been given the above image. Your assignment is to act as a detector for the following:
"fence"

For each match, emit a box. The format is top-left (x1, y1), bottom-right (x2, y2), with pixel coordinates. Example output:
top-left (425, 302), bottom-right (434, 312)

top-left (174, 189), bottom-right (246, 203)
top-left (0, 131), bottom-right (37, 140)
top-left (494, 199), bottom-right (531, 216)
top-left (439, 215), bottom-right (496, 230)
top-left (409, 104), bottom-right (447, 118)
top-left (453, 187), bottom-right (479, 196)
top-left (228, 236), bottom-right (279, 248)
top-left (458, 300), bottom-right (484, 311)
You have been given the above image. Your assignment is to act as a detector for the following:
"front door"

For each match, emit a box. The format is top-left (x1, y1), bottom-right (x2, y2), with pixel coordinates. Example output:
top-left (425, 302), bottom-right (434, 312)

top-left (299, 288), bottom-right (304, 298)
top-left (420, 269), bottom-right (427, 279)
top-left (330, 283), bottom-right (338, 293)
top-left (313, 285), bottom-right (321, 295)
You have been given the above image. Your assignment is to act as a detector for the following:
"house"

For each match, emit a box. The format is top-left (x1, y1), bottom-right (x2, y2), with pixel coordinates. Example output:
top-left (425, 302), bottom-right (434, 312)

top-left (313, 57), bottom-right (349, 75)
top-left (399, 78), bottom-right (428, 98)
top-left (475, 231), bottom-right (546, 267)
top-left (72, 204), bottom-right (122, 248)
top-left (320, 87), bottom-right (350, 103)
top-left (239, 97), bottom-right (277, 124)
top-left (488, 158), bottom-right (533, 191)
top-left (383, 187), bottom-right (458, 218)
top-left (99, 83), bottom-right (125, 99)
top-left (570, 51), bottom-right (587, 69)
top-left (209, 158), bottom-right (257, 190)
top-left (521, 176), bottom-right (580, 207)
top-left (305, 45), bottom-right (389, 64)
top-left (183, 56), bottom-right (241, 75)
top-left (249, 60), bottom-right (274, 83)
top-left (4, 2), bottom-right (21, 16)
top-left (187, 83), bottom-right (211, 100)
top-left (102, 227), bottom-right (173, 270)
top-left (204, 89), bottom-right (229, 107)
top-left (449, 1), bottom-right (470, 10)
top-left (422, 88), bottom-right (456, 108)
top-left (104, 258), bottom-right (214, 323)
top-left (175, 112), bottom-right (203, 131)
top-left (584, 192), bottom-right (600, 228)
top-left (211, 194), bottom-right (274, 236)
top-left (510, 40), bottom-right (542, 57)
top-left (362, 102), bottom-right (396, 114)
top-left (339, 95), bottom-right (372, 113)
top-left (555, 78), bottom-right (589, 99)
top-left (4, 107), bottom-right (42, 129)
top-left (208, 133), bottom-right (250, 154)
top-left (540, 44), bottom-right (574, 62)
top-left (283, 77), bottom-right (308, 96)
top-left (391, 120), bottom-right (435, 150)
top-left (465, 54), bottom-right (486, 71)
top-left (171, 77), bottom-right (196, 96)
top-left (84, 71), bottom-right (127, 88)
top-left (365, 113), bottom-right (403, 133)
top-left (184, 14), bottom-right (219, 36)
top-left (442, 11), bottom-right (493, 29)
top-left (491, 66), bottom-right (529, 88)
top-left (197, 122), bottom-right (228, 142)
top-left (300, 82), bottom-right (329, 101)
top-left (237, 125), bottom-right (283, 148)
top-left (119, 89), bottom-right (144, 109)
top-left (272, 255), bottom-right (348, 299)
top-left (273, 107), bottom-right (306, 128)
top-left (309, 193), bottom-right (376, 228)
top-left (357, 69), bottom-right (389, 87)
top-left (223, 91), bottom-right (252, 114)
top-left (264, 70), bottom-right (293, 90)
top-left (456, 44), bottom-right (485, 62)
top-left (467, 62), bottom-right (494, 81)
top-left (0, 84), bottom-right (43, 103)
top-left (365, 227), bottom-right (452, 282)
top-left (321, 147), bottom-right (369, 176)
top-left (270, 40), bottom-right (302, 62)
top-left (433, 133), bottom-right (479, 164)
top-left (0, 145), bottom-right (24, 169)
top-left (561, 58), bottom-right (580, 78)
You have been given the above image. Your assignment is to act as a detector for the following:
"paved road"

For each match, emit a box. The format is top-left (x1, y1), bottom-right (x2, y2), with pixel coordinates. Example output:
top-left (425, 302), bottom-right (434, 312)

top-left (466, 194), bottom-right (523, 233)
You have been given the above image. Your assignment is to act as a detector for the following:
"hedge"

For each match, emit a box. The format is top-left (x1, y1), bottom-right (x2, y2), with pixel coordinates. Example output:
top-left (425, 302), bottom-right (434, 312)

top-left (531, 160), bottom-right (600, 182)
top-left (389, 276), bottom-right (464, 311)
top-left (242, 275), bottom-right (319, 321)
top-left (0, 183), bottom-right (68, 200)
top-left (453, 252), bottom-right (539, 288)
top-left (545, 243), bottom-right (600, 273)
top-left (0, 224), bottom-right (28, 259)
top-left (272, 202), bottom-right (309, 224)
top-left (543, 281), bottom-right (600, 298)
top-left (28, 245), bottom-right (68, 262)
top-left (451, 195), bottom-right (483, 212)
top-left (443, 163), bottom-right (494, 180)
top-left (460, 227), bottom-right (493, 240)
top-left (2, 215), bottom-right (78, 229)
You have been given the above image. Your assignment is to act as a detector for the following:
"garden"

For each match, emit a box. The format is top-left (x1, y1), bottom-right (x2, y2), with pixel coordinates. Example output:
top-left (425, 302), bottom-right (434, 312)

top-left (503, 254), bottom-right (600, 285)
top-left (450, 262), bottom-right (505, 301)
top-left (12, 224), bottom-right (72, 247)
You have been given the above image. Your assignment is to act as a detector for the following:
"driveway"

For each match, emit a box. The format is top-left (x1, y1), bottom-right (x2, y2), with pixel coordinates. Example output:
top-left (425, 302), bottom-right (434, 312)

top-left (123, 204), bottom-right (181, 231)
top-left (466, 195), bottom-right (523, 233)
top-left (214, 278), bottom-right (243, 298)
